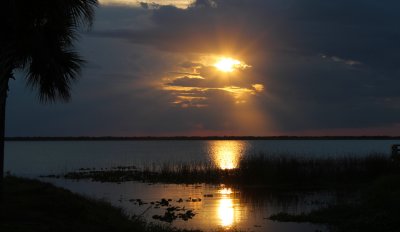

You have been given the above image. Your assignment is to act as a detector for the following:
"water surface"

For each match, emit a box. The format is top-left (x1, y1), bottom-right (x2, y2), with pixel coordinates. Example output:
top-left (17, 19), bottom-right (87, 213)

top-left (5, 139), bottom-right (394, 231)
top-left (42, 178), bottom-right (331, 231)
top-left (5, 139), bottom-right (395, 175)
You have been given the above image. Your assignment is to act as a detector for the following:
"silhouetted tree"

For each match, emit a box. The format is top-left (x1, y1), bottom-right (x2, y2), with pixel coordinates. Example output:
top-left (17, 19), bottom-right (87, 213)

top-left (0, 0), bottom-right (98, 183)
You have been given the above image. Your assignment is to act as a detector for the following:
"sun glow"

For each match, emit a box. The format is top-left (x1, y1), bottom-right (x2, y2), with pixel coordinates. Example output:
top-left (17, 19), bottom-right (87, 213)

top-left (209, 141), bottom-right (246, 170)
top-left (214, 58), bottom-right (243, 72)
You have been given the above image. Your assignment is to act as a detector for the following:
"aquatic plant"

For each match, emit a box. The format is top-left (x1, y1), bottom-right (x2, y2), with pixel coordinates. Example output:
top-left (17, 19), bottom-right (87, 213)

top-left (54, 152), bottom-right (396, 189)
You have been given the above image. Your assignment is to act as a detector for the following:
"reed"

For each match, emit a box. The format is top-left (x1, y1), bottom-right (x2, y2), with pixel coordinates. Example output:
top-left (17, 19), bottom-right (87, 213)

top-left (237, 153), bottom-right (394, 188)
top-left (63, 161), bottom-right (228, 184)
top-left (59, 152), bottom-right (397, 189)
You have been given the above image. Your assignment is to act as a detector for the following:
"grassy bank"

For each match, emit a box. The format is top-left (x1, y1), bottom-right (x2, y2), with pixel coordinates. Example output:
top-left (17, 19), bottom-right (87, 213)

top-left (0, 176), bottom-right (199, 232)
top-left (269, 174), bottom-right (400, 232)
top-left (59, 153), bottom-right (396, 189)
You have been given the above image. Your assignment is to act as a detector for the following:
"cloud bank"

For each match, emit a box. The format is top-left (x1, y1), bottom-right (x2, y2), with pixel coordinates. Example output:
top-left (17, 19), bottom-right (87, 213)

top-left (6, 0), bottom-right (400, 136)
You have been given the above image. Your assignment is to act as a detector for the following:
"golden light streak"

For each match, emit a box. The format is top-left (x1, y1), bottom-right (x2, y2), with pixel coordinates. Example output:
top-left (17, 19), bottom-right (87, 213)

top-left (163, 86), bottom-right (207, 92)
top-left (176, 96), bottom-right (207, 101)
top-left (163, 85), bottom-right (256, 95)
top-left (231, 98), bottom-right (269, 136)
top-left (252, 84), bottom-right (264, 92)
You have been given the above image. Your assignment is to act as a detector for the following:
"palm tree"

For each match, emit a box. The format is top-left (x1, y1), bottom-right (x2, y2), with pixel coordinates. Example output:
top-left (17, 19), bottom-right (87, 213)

top-left (0, 0), bottom-right (98, 183)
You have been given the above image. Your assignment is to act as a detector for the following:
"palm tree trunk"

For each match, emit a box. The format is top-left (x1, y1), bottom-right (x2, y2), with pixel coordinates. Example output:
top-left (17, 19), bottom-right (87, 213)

top-left (0, 67), bottom-right (10, 187)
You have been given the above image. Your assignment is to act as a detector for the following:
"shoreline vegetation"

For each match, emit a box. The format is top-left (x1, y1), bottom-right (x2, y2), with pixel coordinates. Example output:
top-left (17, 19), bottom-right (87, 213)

top-left (49, 153), bottom-right (397, 190)
top-left (41, 153), bottom-right (400, 231)
top-left (0, 176), bottom-right (201, 232)
top-left (269, 174), bottom-right (400, 232)
top-left (6, 152), bottom-right (400, 232)
top-left (6, 136), bottom-right (400, 141)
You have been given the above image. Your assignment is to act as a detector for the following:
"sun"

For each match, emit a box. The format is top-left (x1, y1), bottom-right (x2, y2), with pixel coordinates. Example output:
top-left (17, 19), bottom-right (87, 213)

top-left (214, 58), bottom-right (242, 72)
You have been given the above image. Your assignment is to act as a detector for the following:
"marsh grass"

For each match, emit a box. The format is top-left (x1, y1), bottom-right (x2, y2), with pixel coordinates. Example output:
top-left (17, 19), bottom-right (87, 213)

top-left (63, 161), bottom-right (227, 184)
top-left (237, 153), bottom-right (394, 188)
top-left (59, 152), bottom-right (397, 189)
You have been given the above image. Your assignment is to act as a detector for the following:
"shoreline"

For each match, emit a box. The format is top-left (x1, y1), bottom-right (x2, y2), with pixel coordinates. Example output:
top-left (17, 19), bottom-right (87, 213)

top-left (0, 176), bottom-right (200, 232)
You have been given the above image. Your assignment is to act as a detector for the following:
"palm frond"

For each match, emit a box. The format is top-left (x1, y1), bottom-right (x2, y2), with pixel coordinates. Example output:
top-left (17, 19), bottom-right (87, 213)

top-left (26, 49), bottom-right (84, 103)
top-left (2, 0), bottom-right (98, 102)
top-left (0, 0), bottom-right (98, 183)
top-left (63, 0), bottom-right (98, 28)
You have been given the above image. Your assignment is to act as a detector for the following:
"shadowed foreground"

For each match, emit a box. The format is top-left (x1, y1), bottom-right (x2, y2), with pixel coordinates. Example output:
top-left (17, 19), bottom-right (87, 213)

top-left (0, 176), bottom-right (200, 232)
top-left (270, 174), bottom-right (400, 232)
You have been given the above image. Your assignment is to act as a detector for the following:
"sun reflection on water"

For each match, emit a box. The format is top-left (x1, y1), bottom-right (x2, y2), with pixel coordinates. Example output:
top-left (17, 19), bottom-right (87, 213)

top-left (219, 188), bottom-right (233, 195)
top-left (216, 187), bottom-right (241, 229)
top-left (208, 141), bottom-right (247, 170)
top-left (218, 198), bottom-right (235, 227)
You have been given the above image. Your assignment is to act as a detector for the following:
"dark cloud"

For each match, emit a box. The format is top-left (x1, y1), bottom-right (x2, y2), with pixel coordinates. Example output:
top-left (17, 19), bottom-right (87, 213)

top-left (94, 0), bottom-right (400, 71)
top-left (6, 0), bottom-right (400, 136)
top-left (179, 61), bottom-right (204, 69)
top-left (167, 76), bottom-right (206, 87)
top-left (189, 0), bottom-right (217, 9)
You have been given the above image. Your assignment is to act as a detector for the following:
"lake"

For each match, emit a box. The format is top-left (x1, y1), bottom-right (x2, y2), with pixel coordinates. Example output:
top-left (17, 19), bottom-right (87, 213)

top-left (4, 140), bottom-right (397, 231)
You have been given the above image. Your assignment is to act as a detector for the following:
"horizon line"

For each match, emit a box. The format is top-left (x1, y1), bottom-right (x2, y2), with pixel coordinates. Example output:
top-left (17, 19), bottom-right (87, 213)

top-left (4, 135), bottom-right (400, 141)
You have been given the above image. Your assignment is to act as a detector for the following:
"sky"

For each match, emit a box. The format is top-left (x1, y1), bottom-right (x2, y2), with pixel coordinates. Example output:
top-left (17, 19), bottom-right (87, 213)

top-left (6, 0), bottom-right (400, 136)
